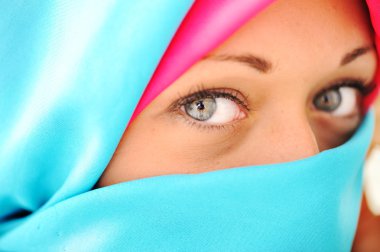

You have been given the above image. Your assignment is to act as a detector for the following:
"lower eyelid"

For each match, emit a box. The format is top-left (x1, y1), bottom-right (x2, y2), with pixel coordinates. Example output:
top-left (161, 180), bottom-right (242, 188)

top-left (179, 115), bottom-right (239, 132)
top-left (169, 105), bottom-right (245, 132)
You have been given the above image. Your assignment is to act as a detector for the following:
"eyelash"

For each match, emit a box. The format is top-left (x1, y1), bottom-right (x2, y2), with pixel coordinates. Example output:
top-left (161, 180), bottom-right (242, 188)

top-left (169, 78), bottom-right (375, 130)
top-left (168, 85), bottom-right (249, 131)
top-left (318, 78), bottom-right (375, 97)
top-left (170, 85), bottom-right (250, 110)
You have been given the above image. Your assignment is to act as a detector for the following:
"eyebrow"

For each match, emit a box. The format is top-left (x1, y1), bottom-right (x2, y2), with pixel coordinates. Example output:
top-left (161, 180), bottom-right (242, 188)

top-left (340, 46), bottom-right (373, 66)
top-left (203, 45), bottom-right (374, 74)
top-left (203, 53), bottom-right (272, 73)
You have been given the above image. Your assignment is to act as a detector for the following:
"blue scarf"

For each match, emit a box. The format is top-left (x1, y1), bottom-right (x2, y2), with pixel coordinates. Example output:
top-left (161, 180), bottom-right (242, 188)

top-left (0, 1), bottom-right (374, 251)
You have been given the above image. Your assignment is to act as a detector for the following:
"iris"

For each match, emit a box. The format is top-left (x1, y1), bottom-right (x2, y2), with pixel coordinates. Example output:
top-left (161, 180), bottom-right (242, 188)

top-left (314, 89), bottom-right (342, 112)
top-left (185, 97), bottom-right (216, 121)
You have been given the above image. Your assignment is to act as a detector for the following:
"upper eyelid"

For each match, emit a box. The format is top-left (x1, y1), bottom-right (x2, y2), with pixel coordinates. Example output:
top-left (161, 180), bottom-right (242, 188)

top-left (317, 78), bottom-right (374, 97)
top-left (174, 88), bottom-right (250, 111)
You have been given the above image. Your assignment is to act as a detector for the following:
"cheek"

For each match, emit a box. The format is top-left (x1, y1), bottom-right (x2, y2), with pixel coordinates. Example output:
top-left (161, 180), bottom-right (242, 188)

top-left (147, 116), bottom-right (251, 169)
top-left (100, 115), bottom-right (251, 184)
top-left (309, 112), bottom-right (362, 151)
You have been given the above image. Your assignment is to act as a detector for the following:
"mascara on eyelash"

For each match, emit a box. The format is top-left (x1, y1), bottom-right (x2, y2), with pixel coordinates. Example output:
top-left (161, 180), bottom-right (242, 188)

top-left (174, 88), bottom-right (250, 111)
top-left (324, 78), bottom-right (375, 96)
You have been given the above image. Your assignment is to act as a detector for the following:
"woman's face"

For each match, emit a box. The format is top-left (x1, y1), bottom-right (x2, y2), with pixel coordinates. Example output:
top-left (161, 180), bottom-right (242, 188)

top-left (99, 0), bottom-right (377, 185)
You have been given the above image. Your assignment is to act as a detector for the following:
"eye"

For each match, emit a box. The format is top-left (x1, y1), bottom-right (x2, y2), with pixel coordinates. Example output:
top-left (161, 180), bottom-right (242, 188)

top-left (313, 86), bottom-right (361, 117)
top-left (176, 89), bottom-right (248, 125)
top-left (183, 96), bottom-right (245, 124)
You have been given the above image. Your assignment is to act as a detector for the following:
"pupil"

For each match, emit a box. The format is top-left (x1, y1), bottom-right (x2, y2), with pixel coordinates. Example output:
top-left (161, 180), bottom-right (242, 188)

top-left (196, 101), bottom-right (205, 111)
top-left (322, 94), bottom-right (333, 106)
top-left (323, 95), bottom-right (329, 104)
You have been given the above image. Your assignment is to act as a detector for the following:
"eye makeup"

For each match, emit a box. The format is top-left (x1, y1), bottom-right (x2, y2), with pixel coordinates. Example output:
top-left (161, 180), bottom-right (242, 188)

top-left (312, 77), bottom-right (376, 116)
top-left (166, 76), bottom-right (375, 132)
top-left (167, 86), bottom-right (250, 131)
top-left (171, 86), bottom-right (250, 111)
top-left (317, 78), bottom-right (375, 97)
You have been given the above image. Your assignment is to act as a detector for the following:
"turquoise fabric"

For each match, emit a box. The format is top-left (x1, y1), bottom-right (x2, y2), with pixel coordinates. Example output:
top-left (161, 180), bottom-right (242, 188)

top-left (0, 0), bottom-right (193, 237)
top-left (0, 1), bottom-right (375, 251)
top-left (0, 114), bottom-right (374, 251)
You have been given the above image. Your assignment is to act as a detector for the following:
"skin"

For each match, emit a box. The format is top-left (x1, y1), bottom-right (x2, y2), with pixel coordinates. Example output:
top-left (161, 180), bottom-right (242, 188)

top-left (353, 196), bottom-right (380, 251)
top-left (352, 98), bottom-right (380, 251)
top-left (98, 0), bottom-right (377, 185)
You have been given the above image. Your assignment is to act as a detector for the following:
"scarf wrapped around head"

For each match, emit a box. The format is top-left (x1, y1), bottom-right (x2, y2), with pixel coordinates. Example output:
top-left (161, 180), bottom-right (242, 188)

top-left (0, 0), bottom-right (379, 250)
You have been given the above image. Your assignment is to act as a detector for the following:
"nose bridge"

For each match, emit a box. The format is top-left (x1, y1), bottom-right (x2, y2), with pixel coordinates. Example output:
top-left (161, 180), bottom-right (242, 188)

top-left (259, 107), bottom-right (320, 163)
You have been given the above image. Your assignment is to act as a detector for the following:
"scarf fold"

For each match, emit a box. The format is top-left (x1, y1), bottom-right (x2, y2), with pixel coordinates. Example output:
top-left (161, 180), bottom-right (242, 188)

top-left (0, 0), bottom-right (194, 234)
top-left (0, 112), bottom-right (375, 251)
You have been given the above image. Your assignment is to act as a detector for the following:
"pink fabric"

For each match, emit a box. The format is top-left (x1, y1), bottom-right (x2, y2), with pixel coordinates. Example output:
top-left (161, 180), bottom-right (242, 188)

top-left (133, 0), bottom-right (380, 120)
top-left (364, 0), bottom-right (380, 111)
top-left (131, 0), bottom-right (275, 121)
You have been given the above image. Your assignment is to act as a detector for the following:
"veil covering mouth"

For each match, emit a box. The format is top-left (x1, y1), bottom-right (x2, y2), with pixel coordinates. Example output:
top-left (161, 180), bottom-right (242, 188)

top-left (0, 0), bottom-right (379, 250)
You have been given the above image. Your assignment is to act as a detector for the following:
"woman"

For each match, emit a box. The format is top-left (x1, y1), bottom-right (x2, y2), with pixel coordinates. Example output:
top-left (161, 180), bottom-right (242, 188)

top-left (0, 0), bottom-right (379, 250)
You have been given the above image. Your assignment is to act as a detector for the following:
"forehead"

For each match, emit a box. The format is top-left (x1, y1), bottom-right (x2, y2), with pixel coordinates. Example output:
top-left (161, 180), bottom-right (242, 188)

top-left (212, 0), bottom-right (373, 65)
